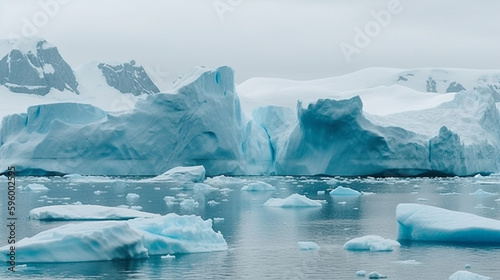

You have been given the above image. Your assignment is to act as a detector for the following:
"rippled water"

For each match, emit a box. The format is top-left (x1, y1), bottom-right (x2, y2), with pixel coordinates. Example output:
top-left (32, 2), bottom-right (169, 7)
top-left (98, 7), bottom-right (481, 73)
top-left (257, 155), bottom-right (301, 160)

top-left (1, 175), bottom-right (499, 279)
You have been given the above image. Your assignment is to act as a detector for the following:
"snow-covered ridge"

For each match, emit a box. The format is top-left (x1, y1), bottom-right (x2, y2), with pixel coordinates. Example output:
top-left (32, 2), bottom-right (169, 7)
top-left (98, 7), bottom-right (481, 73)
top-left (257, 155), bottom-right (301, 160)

top-left (0, 40), bottom-right (79, 95)
top-left (98, 60), bottom-right (160, 96)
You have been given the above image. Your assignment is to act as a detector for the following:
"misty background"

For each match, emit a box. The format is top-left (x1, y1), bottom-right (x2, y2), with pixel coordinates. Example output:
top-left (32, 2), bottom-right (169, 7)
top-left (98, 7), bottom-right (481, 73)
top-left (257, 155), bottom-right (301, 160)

top-left (1, 0), bottom-right (499, 89)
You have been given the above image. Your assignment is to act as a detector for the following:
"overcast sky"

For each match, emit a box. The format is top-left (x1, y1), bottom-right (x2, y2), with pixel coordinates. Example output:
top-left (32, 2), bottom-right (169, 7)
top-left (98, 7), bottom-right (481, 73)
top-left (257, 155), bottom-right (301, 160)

top-left (1, 0), bottom-right (499, 88)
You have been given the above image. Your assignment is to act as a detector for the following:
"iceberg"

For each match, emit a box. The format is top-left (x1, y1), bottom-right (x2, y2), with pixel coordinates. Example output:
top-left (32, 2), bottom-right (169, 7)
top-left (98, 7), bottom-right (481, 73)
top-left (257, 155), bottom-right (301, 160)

top-left (343, 235), bottom-right (400, 252)
top-left (297, 241), bottom-right (320, 250)
top-left (29, 205), bottom-right (159, 220)
top-left (329, 186), bottom-right (361, 196)
top-left (449, 270), bottom-right (492, 280)
top-left (263, 194), bottom-right (322, 207)
top-left (396, 203), bottom-right (500, 243)
top-left (2, 40), bottom-right (500, 178)
top-left (146, 166), bottom-right (206, 183)
top-left (128, 214), bottom-right (227, 255)
top-left (0, 213), bottom-right (227, 263)
top-left (0, 221), bottom-right (148, 263)
top-left (241, 181), bottom-right (276, 191)
top-left (23, 183), bottom-right (49, 192)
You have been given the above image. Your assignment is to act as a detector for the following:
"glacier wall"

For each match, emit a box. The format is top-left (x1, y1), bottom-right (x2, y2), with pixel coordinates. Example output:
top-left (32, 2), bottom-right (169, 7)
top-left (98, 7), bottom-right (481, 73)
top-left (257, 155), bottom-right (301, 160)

top-left (1, 65), bottom-right (499, 176)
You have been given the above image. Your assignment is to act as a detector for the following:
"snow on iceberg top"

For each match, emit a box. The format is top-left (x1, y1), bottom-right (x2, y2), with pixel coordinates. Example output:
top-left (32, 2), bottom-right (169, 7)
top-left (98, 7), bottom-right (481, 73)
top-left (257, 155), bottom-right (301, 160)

top-left (29, 205), bottom-right (160, 220)
top-left (397, 203), bottom-right (500, 244)
top-left (237, 67), bottom-right (500, 117)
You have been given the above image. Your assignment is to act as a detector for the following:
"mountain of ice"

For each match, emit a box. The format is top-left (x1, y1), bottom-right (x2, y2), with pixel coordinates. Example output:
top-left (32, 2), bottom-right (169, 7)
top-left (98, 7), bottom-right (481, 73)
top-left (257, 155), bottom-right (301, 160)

top-left (98, 60), bottom-right (160, 95)
top-left (1, 40), bottom-right (500, 176)
top-left (0, 40), bottom-right (79, 95)
top-left (0, 66), bottom-right (251, 176)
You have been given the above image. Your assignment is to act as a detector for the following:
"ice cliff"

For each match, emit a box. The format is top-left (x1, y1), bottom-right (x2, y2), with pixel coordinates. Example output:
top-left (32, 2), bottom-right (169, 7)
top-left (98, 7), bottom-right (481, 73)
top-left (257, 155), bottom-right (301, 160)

top-left (1, 41), bottom-right (500, 176)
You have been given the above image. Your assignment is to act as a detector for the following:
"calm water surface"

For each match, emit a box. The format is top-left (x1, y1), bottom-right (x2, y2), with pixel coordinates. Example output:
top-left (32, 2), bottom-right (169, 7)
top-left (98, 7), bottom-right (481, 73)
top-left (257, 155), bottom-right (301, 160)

top-left (1, 175), bottom-right (499, 279)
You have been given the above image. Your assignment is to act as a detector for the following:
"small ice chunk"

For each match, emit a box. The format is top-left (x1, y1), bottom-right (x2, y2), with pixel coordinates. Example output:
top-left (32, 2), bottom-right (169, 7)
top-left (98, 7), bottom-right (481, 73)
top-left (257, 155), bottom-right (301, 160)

top-left (161, 254), bottom-right (175, 259)
top-left (393, 260), bottom-right (421, 265)
top-left (24, 183), bottom-right (49, 192)
top-left (317, 190), bottom-right (325, 195)
top-left (194, 183), bottom-right (218, 194)
top-left (338, 201), bottom-right (347, 205)
top-left (416, 198), bottom-right (428, 201)
top-left (465, 264), bottom-right (472, 269)
top-left (207, 200), bottom-right (220, 206)
top-left (126, 193), bottom-right (140, 203)
top-left (180, 198), bottom-right (199, 210)
top-left (263, 194), bottom-right (323, 207)
top-left (94, 190), bottom-right (104, 195)
top-left (297, 241), bottom-right (320, 250)
top-left (163, 196), bottom-right (176, 206)
top-left (449, 270), bottom-right (491, 280)
top-left (326, 178), bottom-right (339, 185)
top-left (213, 217), bottom-right (224, 223)
top-left (356, 270), bottom-right (367, 277)
top-left (241, 181), bottom-right (276, 191)
top-left (343, 235), bottom-right (400, 252)
top-left (219, 188), bottom-right (233, 195)
top-left (330, 186), bottom-right (361, 196)
top-left (145, 165), bottom-right (205, 183)
top-left (368, 271), bottom-right (387, 279)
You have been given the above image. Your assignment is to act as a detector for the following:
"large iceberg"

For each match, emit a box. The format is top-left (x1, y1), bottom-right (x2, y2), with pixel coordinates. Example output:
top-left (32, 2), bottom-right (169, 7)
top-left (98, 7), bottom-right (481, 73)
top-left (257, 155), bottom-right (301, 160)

top-left (396, 203), bottom-right (500, 243)
top-left (0, 213), bottom-right (227, 263)
top-left (1, 40), bottom-right (500, 177)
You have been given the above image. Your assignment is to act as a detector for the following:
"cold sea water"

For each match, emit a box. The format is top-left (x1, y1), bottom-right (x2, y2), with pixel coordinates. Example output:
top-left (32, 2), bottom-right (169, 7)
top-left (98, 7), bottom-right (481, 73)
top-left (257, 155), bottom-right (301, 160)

top-left (1, 175), bottom-right (499, 279)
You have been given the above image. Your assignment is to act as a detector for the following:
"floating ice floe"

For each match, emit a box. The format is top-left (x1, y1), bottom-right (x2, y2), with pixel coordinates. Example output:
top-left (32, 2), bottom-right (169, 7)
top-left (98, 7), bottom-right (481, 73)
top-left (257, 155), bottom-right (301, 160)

top-left (128, 214), bottom-right (227, 255)
top-left (144, 165), bottom-right (205, 183)
top-left (29, 205), bottom-right (159, 220)
top-left (368, 271), bottom-right (387, 279)
top-left (263, 194), bottom-right (323, 207)
top-left (343, 235), bottom-right (400, 252)
top-left (204, 175), bottom-right (246, 186)
top-left (297, 241), bottom-right (320, 250)
top-left (207, 200), bottom-right (220, 206)
top-left (193, 183), bottom-right (218, 194)
top-left (23, 183), bottom-right (49, 192)
top-left (126, 193), bottom-right (140, 203)
top-left (163, 196), bottom-right (176, 206)
top-left (241, 181), bottom-right (276, 191)
top-left (0, 213), bottom-right (227, 263)
top-left (180, 198), bottom-right (199, 211)
top-left (392, 260), bottom-right (421, 265)
top-left (449, 270), bottom-right (491, 280)
top-left (329, 186), bottom-right (361, 196)
top-left (469, 189), bottom-right (497, 196)
top-left (397, 203), bottom-right (500, 243)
